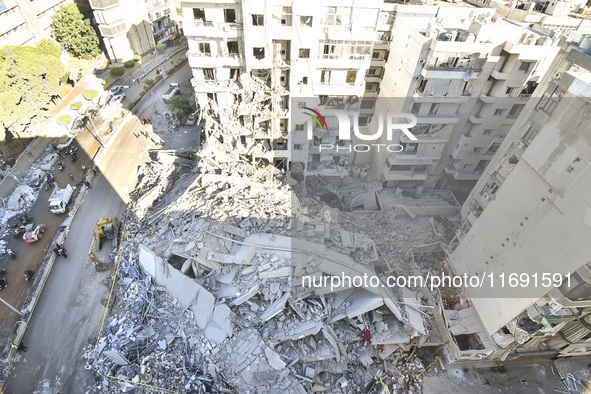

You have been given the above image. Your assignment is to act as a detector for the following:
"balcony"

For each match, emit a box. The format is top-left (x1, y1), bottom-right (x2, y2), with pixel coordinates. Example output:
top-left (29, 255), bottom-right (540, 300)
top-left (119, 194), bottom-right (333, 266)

top-left (382, 166), bottom-right (430, 181)
top-left (99, 22), bottom-right (127, 37)
top-left (184, 20), bottom-right (243, 38)
top-left (313, 82), bottom-right (365, 97)
top-left (452, 169), bottom-right (483, 181)
top-left (187, 51), bottom-right (244, 68)
top-left (412, 91), bottom-right (470, 103)
top-left (416, 113), bottom-right (459, 124)
top-left (490, 69), bottom-right (510, 80)
top-left (89, 0), bottom-right (119, 10)
top-left (191, 78), bottom-right (241, 93)
top-left (468, 113), bottom-right (485, 124)
top-left (479, 92), bottom-right (496, 104)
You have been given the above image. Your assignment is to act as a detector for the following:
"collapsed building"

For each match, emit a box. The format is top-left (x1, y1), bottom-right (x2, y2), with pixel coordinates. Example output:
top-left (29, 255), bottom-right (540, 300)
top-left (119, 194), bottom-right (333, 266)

top-left (83, 68), bottom-right (467, 392)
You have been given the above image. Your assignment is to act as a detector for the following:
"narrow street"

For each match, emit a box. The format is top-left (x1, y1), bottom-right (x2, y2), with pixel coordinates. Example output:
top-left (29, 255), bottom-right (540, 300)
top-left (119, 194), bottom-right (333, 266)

top-left (3, 118), bottom-right (157, 393)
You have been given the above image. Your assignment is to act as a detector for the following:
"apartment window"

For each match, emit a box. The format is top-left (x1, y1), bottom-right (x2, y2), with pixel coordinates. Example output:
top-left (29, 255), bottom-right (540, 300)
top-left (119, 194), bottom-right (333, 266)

top-left (483, 129), bottom-right (493, 135)
top-left (325, 6), bottom-right (351, 27)
top-left (252, 14), bottom-right (264, 26)
top-left (227, 41), bottom-right (239, 54)
top-left (320, 70), bottom-right (331, 84)
top-left (508, 104), bottom-right (524, 119)
top-left (493, 109), bottom-right (504, 116)
top-left (295, 124), bottom-right (305, 131)
top-left (199, 43), bottom-right (210, 54)
top-left (475, 160), bottom-right (490, 171)
top-left (203, 68), bottom-right (215, 80)
top-left (361, 99), bottom-right (375, 109)
top-left (372, 52), bottom-right (380, 59)
top-left (293, 144), bottom-right (303, 150)
top-left (193, 8), bottom-right (205, 20)
top-left (300, 16), bottom-right (313, 27)
top-left (301, 77), bottom-right (308, 85)
top-left (299, 48), bottom-right (310, 58)
top-left (536, 87), bottom-right (562, 115)
top-left (319, 40), bottom-right (373, 60)
top-left (400, 142), bottom-right (418, 154)
top-left (230, 68), bottom-right (240, 79)
top-left (224, 8), bottom-right (236, 23)
top-left (281, 7), bottom-right (292, 26)
top-left (346, 70), bottom-right (357, 84)
top-left (519, 61), bottom-right (534, 72)
top-left (486, 143), bottom-right (500, 154)
top-left (473, 147), bottom-right (482, 154)
top-left (522, 126), bottom-right (539, 144)
top-left (506, 87), bottom-right (518, 96)
top-left (253, 47), bottom-right (265, 59)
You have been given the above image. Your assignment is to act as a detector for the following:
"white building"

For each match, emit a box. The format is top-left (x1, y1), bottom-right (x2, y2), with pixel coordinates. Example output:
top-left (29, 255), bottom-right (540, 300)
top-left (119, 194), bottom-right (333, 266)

top-left (0, 0), bottom-right (70, 47)
top-left (444, 40), bottom-right (591, 361)
top-left (90, 0), bottom-right (177, 62)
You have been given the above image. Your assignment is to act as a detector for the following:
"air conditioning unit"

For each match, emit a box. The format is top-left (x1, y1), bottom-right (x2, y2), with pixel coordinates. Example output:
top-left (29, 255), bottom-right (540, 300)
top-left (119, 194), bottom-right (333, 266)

top-left (419, 59), bottom-right (426, 64)
top-left (516, 139), bottom-right (526, 149)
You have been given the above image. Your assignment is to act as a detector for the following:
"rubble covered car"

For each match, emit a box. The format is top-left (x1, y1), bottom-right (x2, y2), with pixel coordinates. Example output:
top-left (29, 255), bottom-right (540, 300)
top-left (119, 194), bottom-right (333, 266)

top-left (48, 184), bottom-right (73, 214)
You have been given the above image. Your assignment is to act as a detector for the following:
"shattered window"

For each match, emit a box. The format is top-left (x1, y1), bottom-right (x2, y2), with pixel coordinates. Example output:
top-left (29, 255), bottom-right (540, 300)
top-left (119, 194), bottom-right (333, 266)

top-left (300, 16), bottom-right (313, 27)
top-left (346, 70), bottom-right (357, 84)
top-left (320, 70), bottom-right (331, 84)
top-left (193, 8), bottom-right (205, 20)
top-left (203, 68), bottom-right (215, 80)
top-left (299, 48), bottom-right (310, 58)
top-left (252, 14), bottom-right (264, 26)
top-left (253, 47), bottom-right (265, 59)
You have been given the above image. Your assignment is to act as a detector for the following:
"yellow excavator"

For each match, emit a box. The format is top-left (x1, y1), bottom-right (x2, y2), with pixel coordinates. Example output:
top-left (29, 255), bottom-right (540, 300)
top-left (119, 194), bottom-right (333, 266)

top-left (88, 217), bottom-right (118, 271)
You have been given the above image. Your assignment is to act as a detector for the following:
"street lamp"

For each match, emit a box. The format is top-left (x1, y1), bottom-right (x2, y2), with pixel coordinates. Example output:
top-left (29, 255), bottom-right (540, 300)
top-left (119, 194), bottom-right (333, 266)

top-left (85, 115), bottom-right (105, 147)
top-left (0, 297), bottom-right (23, 317)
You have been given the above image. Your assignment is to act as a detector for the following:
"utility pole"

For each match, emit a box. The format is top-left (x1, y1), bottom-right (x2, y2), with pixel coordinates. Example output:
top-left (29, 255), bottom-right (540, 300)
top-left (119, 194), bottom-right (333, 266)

top-left (86, 116), bottom-right (105, 147)
top-left (0, 297), bottom-right (23, 317)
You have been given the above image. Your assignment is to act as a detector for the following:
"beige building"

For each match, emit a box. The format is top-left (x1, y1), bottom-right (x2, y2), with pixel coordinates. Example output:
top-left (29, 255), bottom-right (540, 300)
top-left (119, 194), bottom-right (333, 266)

top-left (0, 0), bottom-right (69, 47)
top-left (443, 40), bottom-right (591, 362)
top-left (90, 0), bottom-right (177, 62)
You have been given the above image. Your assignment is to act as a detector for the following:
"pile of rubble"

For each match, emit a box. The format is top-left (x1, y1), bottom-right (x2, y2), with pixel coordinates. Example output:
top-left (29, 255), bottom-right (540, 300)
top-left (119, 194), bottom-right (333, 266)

top-left (83, 73), bottom-right (452, 393)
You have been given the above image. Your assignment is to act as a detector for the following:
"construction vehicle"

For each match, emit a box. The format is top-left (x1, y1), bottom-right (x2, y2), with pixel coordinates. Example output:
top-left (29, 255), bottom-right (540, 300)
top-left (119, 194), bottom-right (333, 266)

top-left (88, 217), bottom-right (118, 271)
top-left (48, 184), bottom-right (73, 214)
top-left (23, 223), bottom-right (46, 243)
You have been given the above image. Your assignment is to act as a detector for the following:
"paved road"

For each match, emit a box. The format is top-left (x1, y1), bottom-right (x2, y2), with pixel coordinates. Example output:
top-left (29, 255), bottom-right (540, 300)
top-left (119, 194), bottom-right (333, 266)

top-left (0, 135), bottom-right (95, 331)
top-left (3, 117), bottom-right (157, 393)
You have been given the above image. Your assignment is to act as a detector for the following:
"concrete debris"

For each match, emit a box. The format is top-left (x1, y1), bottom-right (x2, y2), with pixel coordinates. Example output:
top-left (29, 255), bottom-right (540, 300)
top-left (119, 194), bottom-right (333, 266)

top-left (82, 72), bottom-right (452, 393)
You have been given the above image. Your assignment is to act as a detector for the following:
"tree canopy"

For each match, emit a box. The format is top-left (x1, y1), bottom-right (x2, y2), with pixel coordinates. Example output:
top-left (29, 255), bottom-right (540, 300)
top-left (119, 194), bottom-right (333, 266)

top-left (0, 40), bottom-right (64, 140)
top-left (166, 96), bottom-right (192, 117)
top-left (51, 3), bottom-right (100, 59)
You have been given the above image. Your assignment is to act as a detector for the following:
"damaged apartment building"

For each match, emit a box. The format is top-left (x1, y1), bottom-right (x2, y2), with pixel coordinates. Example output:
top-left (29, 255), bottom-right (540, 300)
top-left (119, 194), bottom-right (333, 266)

top-left (185, 1), bottom-right (590, 190)
top-left (438, 39), bottom-right (591, 363)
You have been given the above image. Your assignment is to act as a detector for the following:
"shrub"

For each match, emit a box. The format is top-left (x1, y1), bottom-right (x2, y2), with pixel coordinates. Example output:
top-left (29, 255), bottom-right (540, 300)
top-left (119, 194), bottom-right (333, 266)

top-left (70, 102), bottom-right (83, 110)
top-left (143, 78), bottom-right (155, 89)
top-left (57, 115), bottom-right (72, 126)
top-left (156, 43), bottom-right (166, 52)
top-left (81, 89), bottom-right (98, 101)
top-left (133, 55), bottom-right (141, 62)
top-left (110, 67), bottom-right (125, 76)
top-left (101, 79), bottom-right (107, 86)
top-left (124, 60), bottom-right (136, 68)
top-left (154, 74), bottom-right (162, 83)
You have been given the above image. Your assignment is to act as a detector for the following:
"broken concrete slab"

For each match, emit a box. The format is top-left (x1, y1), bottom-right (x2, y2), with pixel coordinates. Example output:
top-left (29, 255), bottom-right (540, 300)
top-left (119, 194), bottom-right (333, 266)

top-left (264, 347), bottom-right (286, 370)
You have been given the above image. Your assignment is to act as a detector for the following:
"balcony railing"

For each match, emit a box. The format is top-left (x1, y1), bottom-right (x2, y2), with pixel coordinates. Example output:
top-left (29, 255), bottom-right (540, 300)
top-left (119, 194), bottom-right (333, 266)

top-left (89, 0), bottom-right (119, 9)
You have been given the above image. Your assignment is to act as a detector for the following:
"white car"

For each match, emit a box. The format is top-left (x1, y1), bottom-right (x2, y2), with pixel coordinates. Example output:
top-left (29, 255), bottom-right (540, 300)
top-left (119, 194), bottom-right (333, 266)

top-left (56, 135), bottom-right (74, 150)
top-left (112, 93), bottom-right (126, 102)
top-left (111, 86), bottom-right (123, 95)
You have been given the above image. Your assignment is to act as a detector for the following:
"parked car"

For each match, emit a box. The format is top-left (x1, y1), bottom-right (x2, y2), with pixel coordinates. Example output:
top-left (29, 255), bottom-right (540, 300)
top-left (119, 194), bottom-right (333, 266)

top-left (111, 86), bottom-right (123, 95)
top-left (56, 135), bottom-right (74, 150)
top-left (112, 94), bottom-right (126, 102)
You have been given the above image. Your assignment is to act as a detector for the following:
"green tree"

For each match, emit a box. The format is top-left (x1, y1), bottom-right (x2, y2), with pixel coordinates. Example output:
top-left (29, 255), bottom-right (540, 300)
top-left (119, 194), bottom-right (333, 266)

top-left (70, 102), bottom-right (83, 110)
top-left (51, 3), bottom-right (100, 59)
top-left (82, 89), bottom-right (98, 101)
top-left (0, 40), bottom-right (64, 140)
top-left (165, 96), bottom-right (192, 118)
top-left (110, 67), bottom-right (125, 76)
top-left (124, 60), bottom-right (135, 68)
top-left (57, 115), bottom-right (72, 127)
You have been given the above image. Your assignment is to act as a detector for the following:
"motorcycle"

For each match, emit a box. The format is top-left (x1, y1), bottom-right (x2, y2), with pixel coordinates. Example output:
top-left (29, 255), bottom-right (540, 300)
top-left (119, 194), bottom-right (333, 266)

top-left (0, 278), bottom-right (7, 290)
top-left (24, 270), bottom-right (34, 282)
top-left (57, 162), bottom-right (64, 171)
top-left (70, 154), bottom-right (78, 163)
top-left (7, 249), bottom-right (16, 259)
